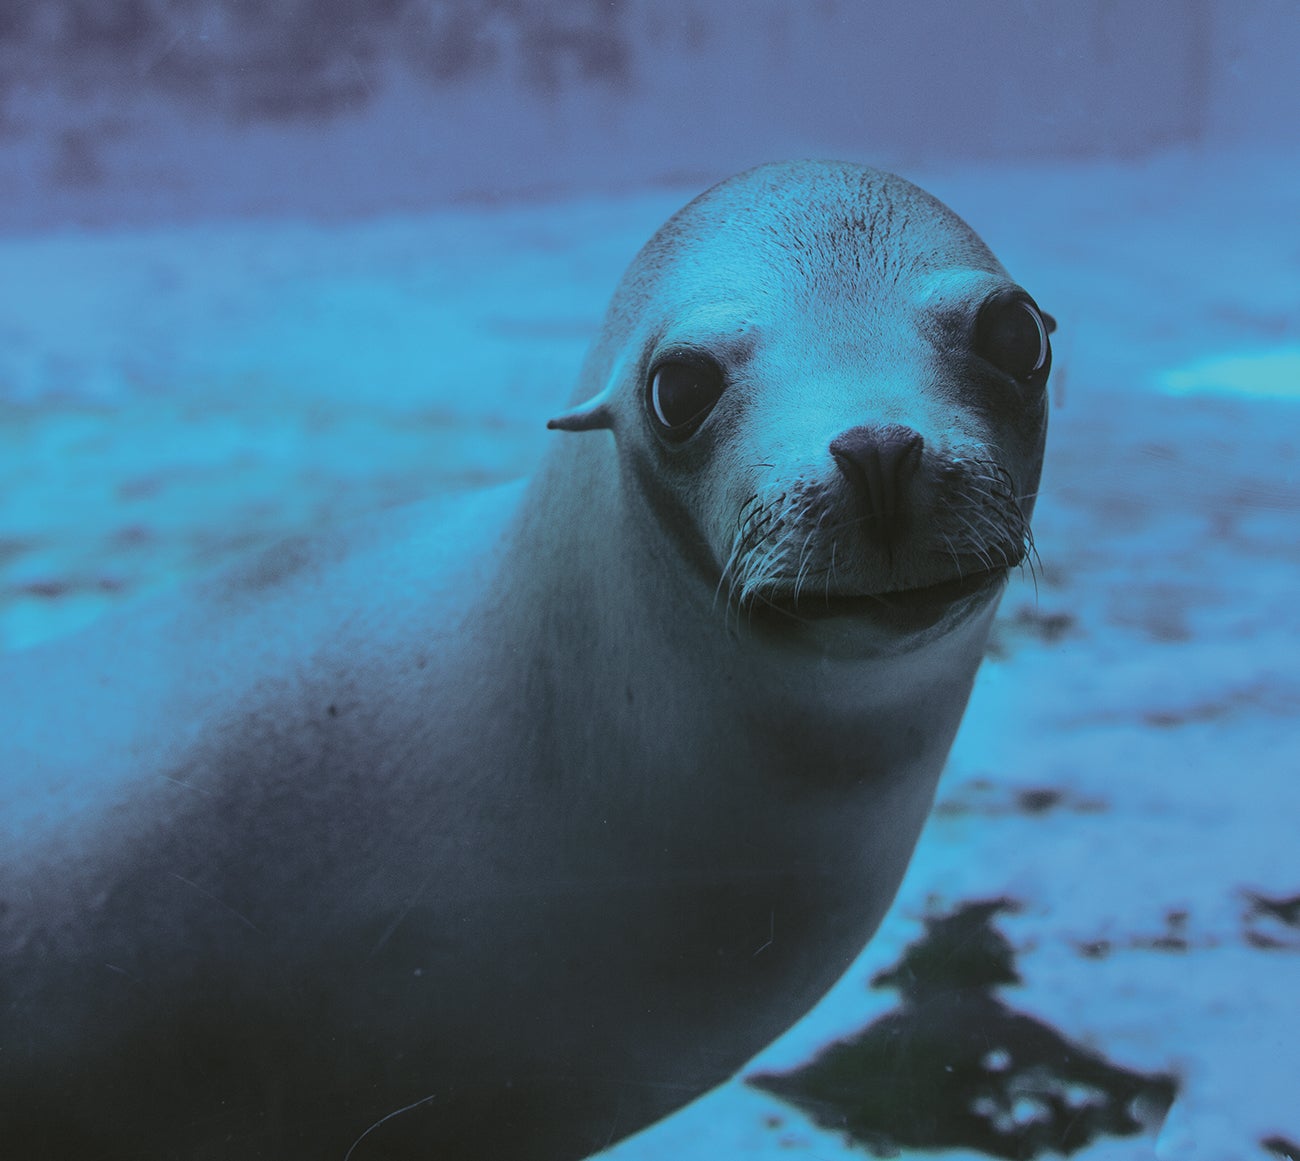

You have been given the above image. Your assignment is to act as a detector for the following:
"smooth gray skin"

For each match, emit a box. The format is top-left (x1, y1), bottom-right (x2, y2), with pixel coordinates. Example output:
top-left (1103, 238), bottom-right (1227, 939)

top-left (0, 162), bottom-right (1048, 1159)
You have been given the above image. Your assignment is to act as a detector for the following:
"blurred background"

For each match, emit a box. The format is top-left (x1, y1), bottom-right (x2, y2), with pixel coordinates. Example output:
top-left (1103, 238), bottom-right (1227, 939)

top-left (1, 0), bottom-right (1296, 229)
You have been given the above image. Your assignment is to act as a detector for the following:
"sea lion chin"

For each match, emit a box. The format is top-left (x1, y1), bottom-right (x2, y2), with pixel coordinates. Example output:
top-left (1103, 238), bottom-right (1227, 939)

top-left (0, 160), bottom-right (1051, 1159)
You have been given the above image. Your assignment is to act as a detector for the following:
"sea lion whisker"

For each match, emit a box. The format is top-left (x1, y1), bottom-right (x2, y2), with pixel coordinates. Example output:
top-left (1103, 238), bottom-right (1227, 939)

top-left (789, 501), bottom-right (832, 604)
top-left (715, 539), bottom-right (748, 615)
top-left (946, 508), bottom-right (999, 572)
top-left (740, 516), bottom-right (809, 609)
top-left (938, 533), bottom-right (966, 579)
top-left (735, 492), bottom-right (763, 532)
top-left (342, 1094), bottom-right (440, 1161)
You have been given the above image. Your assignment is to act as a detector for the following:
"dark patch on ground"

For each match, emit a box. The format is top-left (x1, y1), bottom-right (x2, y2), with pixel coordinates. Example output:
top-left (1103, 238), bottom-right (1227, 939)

top-left (1142, 682), bottom-right (1298, 728)
top-left (1143, 908), bottom-right (1191, 952)
top-left (1243, 890), bottom-right (1300, 950)
top-left (1072, 907), bottom-right (1216, 959)
top-left (1073, 893), bottom-right (1300, 960)
top-left (1015, 788), bottom-right (1063, 814)
top-left (9, 575), bottom-right (127, 600)
top-left (748, 900), bottom-right (1177, 1159)
top-left (934, 778), bottom-right (1107, 819)
top-left (1245, 892), bottom-right (1300, 926)
top-left (1144, 701), bottom-right (1236, 727)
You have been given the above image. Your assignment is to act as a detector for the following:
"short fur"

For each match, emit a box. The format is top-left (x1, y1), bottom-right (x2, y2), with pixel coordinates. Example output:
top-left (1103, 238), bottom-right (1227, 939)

top-left (0, 162), bottom-right (1049, 1159)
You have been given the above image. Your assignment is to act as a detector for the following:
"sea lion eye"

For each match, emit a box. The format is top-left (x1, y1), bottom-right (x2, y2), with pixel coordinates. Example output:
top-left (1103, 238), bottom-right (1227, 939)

top-left (974, 291), bottom-right (1051, 383)
top-left (647, 357), bottom-right (726, 441)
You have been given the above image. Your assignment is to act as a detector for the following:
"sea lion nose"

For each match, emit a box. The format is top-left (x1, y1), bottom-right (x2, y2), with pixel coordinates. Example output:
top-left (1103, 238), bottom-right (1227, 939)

top-left (829, 423), bottom-right (924, 543)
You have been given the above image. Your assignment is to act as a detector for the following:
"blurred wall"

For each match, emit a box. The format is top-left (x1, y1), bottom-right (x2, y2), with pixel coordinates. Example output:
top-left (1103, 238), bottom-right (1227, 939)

top-left (0, 0), bottom-right (1294, 229)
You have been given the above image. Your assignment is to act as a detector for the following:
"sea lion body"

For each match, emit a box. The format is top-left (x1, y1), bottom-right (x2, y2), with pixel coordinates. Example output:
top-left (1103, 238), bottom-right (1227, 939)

top-left (0, 162), bottom-right (1050, 1158)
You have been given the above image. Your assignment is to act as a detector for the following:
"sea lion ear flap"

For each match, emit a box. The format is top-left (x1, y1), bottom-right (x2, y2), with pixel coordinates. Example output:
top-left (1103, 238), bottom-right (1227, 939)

top-left (546, 399), bottom-right (614, 433)
top-left (546, 383), bottom-right (617, 433)
top-left (1041, 311), bottom-right (1057, 335)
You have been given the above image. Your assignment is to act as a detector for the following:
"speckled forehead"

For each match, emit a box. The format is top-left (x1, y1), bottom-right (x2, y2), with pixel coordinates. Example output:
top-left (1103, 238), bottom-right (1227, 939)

top-left (641, 170), bottom-right (1003, 315)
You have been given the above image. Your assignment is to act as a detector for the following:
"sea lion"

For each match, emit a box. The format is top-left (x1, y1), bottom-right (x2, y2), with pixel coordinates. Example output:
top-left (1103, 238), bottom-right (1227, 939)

top-left (0, 160), bottom-right (1051, 1159)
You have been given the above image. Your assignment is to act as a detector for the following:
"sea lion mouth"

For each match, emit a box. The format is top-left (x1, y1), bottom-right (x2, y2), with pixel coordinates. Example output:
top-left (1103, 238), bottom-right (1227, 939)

top-left (753, 566), bottom-right (1008, 623)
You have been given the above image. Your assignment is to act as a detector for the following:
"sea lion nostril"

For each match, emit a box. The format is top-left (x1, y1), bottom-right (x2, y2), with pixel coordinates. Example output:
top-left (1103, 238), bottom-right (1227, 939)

top-left (829, 424), bottom-right (924, 538)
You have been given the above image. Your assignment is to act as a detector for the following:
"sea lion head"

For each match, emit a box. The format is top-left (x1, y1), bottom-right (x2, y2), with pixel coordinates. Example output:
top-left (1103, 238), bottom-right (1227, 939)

top-left (550, 161), bottom-right (1051, 648)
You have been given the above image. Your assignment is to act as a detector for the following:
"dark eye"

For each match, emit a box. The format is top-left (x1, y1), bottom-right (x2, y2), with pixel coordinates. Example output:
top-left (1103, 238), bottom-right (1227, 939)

top-left (974, 291), bottom-right (1051, 383)
top-left (646, 357), bottom-right (726, 441)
